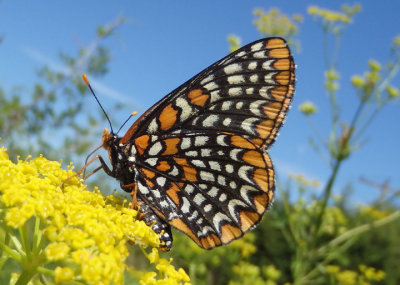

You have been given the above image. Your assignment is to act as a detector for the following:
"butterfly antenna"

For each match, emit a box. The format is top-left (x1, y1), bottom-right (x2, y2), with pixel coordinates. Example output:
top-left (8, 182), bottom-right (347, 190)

top-left (82, 74), bottom-right (114, 133)
top-left (116, 111), bottom-right (137, 135)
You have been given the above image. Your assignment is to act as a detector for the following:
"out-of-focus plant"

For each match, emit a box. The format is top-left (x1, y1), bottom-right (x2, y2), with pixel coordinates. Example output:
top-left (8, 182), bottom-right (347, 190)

top-left (253, 7), bottom-right (302, 52)
top-left (0, 17), bottom-right (126, 163)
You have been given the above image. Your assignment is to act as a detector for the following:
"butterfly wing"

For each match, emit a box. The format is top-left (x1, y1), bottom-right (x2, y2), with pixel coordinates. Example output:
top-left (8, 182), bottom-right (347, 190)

top-left (124, 37), bottom-right (295, 249)
top-left (121, 37), bottom-right (294, 150)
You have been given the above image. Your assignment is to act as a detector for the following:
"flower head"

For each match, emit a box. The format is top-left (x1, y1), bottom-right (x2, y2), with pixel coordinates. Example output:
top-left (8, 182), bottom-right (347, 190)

top-left (0, 147), bottom-right (190, 284)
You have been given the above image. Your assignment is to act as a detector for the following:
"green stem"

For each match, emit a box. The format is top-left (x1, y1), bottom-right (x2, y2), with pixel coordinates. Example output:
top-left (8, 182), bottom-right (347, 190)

top-left (37, 266), bottom-right (54, 276)
top-left (15, 269), bottom-right (36, 285)
top-left (314, 99), bottom-right (365, 238)
top-left (19, 225), bottom-right (31, 260)
top-left (318, 210), bottom-right (400, 254)
top-left (0, 241), bottom-right (22, 262)
top-left (278, 182), bottom-right (301, 247)
top-left (312, 159), bottom-right (341, 239)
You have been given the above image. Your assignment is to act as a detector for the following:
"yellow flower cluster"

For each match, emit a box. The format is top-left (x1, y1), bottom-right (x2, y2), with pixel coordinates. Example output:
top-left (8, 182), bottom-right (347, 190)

top-left (253, 8), bottom-right (301, 38)
top-left (358, 205), bottom-right (389, 220)
top-left (308, 6), bottom-right (351, 24)
top-left (0, 147), bottom-right (190, 285)
top-left (325, 264), bottom-right (385, 285)
top-left (141, 248), bottom-right (190, 285)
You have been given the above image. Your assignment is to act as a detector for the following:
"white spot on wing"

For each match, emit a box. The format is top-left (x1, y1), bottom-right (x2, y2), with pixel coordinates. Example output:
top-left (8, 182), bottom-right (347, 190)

top-left (250, 100), bottom-right (266, 117)
top-left (249, 74), bottom-right (258, 83)
top-left (204, 204), bottom-right (212, 212)
top-left (200, 171), bottom-right (215, 182)
top-left (169, 165), bottom-right (179, 176)
top-left (228, 199), bottom-right (248, 222)
top-left (213, 212), bottom-right (230, 232)
top-left (240, 185), bottom-right (259, 205)
top-left (201, 148), bottom-right (212, 157)
top-left (259, 86), bottom-right (273, 99)
top-left (223, 118), bottom-right (231, 126)
top-left (188, 211), bottom-right (198, 221)
top-left (221, 101), bottom-right (233, 111)
top-left (246, 87), bottom-right (254, 95)
top-left (228, 87), bottom-right (243, 96)
top-left (241, 118), bottom-right (258, 135)
top-left (138, 182), bottom-right (149, 194)
top-left (192, 159), bottom-right (206, 168)
top-left (217, 135), bottom-right (228, 146)
top-left (219, 193), bottom-right (227, 202)
top-left (251, 42), bottom-right (263, 51)
top-left (207, 186), bottom-right (219, 198)
top-left (148, 118), bottom-right (158, 133)
top-left (229, 149), bottom-right (242, 161)
top-left (185, 150), bottom-right (198, 157)
top-left (202, 115), bottom-right (219, 127)
top-left (238, 165), bottom-right (255, 185)
top-left (253, 51), bottom-right (266, 58)
top-left (156, 177), bottom-right (166, 187)
top-left (145, 158), bottom-right (157, 166)
top-left (264, 72), bottom-right (277, 85)
top-left (148, 141), bottom-right (163, 156)
top-left (185, 184), bottom-right (195, 194)
top-left (181, 137), bottom-right (191, 149)
top-left (225, 164), bottom-right (234, 173)
top-left (210, 90), bottom-right (221, 103)
top-left (248, 61), bottom-right (257, 70)
top-left (194, 193), bottom-right (206, 205)
top-left (204, 81), bottom-right (219, 91)
top-left (181, 197), bottom-right (191, 213)
top-left (224, 63), bottom-right (242, 74)
top-left (227, 75), bottom-right (245, 85)
top-left (195, 136), bottom-right (209, 146)
top-left (200, 74), bottom-right (215, 85)
top-left (262, 60), bottom-right (274, 70)
top-left (218, 175), bottom-right (226, 186)
top-left (176, 98), bottom-right (194, 121)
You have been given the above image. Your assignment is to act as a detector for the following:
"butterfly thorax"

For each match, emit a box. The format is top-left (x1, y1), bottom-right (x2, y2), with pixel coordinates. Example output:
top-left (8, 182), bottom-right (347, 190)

top-left (102, 128), bottom-right (138, 189)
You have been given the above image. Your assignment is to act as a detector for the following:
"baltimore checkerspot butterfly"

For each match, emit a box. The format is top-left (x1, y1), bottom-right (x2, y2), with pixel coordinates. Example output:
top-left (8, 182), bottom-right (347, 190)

top-left (81, 37), bottom-right (295, 251)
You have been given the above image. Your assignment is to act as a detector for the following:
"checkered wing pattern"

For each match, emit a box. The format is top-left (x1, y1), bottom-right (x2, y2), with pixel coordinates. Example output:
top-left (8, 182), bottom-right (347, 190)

top-left (108, 38), bottom-right (295, 250)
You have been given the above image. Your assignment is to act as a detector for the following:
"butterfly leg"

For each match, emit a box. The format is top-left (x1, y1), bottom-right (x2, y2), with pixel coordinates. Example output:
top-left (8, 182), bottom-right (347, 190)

top-left (122, 182), bottom-right (139, 210)
top-left (136, 198), bottom-right (173, 251)
top-left (62, 154), bottom-right (115, 188)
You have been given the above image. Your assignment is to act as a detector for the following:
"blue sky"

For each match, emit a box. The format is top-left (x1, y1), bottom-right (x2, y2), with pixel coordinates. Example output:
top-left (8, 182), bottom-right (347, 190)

top-left (1, 1), bottom-right (399, 204)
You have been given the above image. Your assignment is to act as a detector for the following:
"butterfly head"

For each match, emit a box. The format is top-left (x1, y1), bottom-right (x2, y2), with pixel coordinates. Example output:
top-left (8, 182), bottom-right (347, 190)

top-left (102, 128), bottom-right (121, 168)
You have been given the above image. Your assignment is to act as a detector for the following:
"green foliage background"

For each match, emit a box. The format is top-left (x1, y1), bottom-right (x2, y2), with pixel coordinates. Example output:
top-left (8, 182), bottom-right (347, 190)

top-left (1, 3), bottom-right (399, 285)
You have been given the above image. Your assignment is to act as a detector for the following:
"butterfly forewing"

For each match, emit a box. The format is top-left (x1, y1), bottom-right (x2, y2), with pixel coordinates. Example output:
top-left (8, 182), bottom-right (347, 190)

top-left (121, 37), bottom-right (294, 150)
top-left (108, 37), bottom-right (295, 250)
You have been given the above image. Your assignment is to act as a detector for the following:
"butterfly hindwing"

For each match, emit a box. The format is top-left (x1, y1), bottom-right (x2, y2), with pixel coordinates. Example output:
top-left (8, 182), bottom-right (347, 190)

top-left (134, 131), bottom-right (275, 249)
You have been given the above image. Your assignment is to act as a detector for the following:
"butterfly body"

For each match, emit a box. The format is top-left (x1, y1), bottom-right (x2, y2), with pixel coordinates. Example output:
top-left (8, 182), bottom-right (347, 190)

top-left (100, 37), bottom-right (295, 251)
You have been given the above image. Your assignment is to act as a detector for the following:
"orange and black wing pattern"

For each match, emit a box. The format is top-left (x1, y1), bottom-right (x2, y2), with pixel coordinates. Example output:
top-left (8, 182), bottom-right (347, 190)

top-left (110, 38), bottom-right (295, 250)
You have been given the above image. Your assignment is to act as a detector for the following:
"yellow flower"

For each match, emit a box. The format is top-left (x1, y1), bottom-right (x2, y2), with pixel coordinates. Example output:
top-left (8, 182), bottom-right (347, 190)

top-left (45, 242), bottom-right (70, 261)
top-left (336, 270), bottom-right (357, 285)
top-left (54, 266), bottom-right (74, 283)
top-left (0, 147), bottom-right (190, 285)
top-left (325, 265), bottom-right (340, 274)
top-left (368, 59), bottom-right (381, 72)
top-left (351, 75), bottom-right (365, 88)
top-left (386, 85), bottom-right (399, 99)
top-left (358, 205), bottom-right (389, 219)
top-left (298, 101), bottom-right (318, 115)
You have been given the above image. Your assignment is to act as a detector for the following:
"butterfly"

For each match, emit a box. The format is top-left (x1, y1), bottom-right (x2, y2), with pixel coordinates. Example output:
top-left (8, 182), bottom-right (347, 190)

top-left (84, 37), bottom-right (295, 251)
